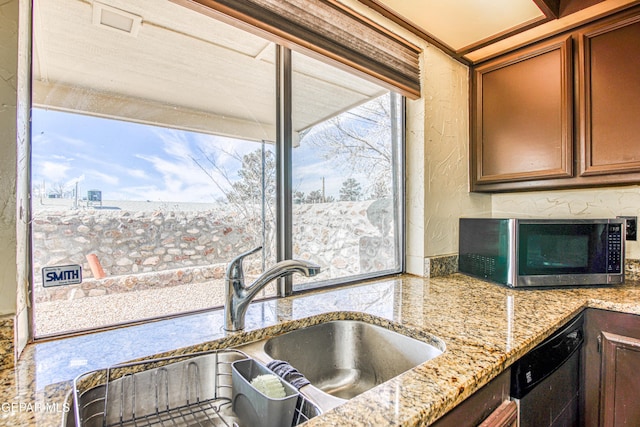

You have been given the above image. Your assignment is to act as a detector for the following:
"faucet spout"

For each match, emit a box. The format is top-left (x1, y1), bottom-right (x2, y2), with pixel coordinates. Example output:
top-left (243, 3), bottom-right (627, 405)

top-left (224, 247), bottom-right (320, 331)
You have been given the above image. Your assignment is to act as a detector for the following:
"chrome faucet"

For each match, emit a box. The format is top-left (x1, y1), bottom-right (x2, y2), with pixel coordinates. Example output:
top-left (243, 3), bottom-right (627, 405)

top-left (224, 246), bottom-right (321, 331)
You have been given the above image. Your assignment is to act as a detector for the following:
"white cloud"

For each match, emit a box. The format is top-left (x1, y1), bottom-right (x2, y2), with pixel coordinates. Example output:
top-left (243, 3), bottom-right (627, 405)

top-left (192, 132), bottom-right (266, 172)
top-left (133, 131), bottom-right (232, 203)
top-left (88, 171), bottom-right (119, 186)
top-left (156, 130), bottom-right (194, 161)
top-left (63, 174), bottom-right (85, 189)
top-left (57, 135), bottom-right (88, 148)
top-left (127, 169), bottom-right (148, 179)
top-left (40, 161), bottom-right (71, 183)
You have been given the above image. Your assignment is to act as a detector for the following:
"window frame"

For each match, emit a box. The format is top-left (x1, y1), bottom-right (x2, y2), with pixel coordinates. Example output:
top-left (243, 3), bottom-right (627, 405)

top-left (275, 46), bottom-right (406, 296)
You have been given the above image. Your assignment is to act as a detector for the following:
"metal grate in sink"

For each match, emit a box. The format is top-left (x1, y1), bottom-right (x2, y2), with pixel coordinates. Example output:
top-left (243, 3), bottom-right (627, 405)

top-left (71, 349), bottom-right (319, 427)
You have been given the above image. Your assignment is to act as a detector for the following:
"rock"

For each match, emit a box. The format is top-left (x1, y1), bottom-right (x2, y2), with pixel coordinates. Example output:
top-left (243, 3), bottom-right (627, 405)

top-left (143, 256), bottom-right (160, 266)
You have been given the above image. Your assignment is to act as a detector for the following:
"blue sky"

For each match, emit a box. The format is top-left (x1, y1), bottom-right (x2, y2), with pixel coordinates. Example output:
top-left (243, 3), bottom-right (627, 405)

top-left (31, 109), bottom-right (357, 203)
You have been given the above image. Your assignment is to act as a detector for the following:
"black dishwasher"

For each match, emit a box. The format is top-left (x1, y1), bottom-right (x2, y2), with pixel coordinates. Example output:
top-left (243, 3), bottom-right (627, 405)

top-left (511, 313), bottom-right (584, 427)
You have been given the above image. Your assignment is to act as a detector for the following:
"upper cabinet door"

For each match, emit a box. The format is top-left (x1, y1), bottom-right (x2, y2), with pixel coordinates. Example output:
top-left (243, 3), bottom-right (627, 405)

top-left (472, 36), bottom-right (573, 187)
top-left (579, 14), bottom-right (640, 176)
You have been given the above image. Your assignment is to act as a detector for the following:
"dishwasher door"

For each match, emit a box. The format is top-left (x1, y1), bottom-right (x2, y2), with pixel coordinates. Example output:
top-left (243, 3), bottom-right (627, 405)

top-left (511, 314), bottom-right (584, 427)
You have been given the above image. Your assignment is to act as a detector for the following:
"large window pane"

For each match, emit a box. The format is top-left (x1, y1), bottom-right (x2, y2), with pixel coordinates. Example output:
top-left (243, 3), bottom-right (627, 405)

top-left (31, 0), bottom-right (276, 336)
top-left (30, 0), bottom-right (405, 338)
top-left (291, 52), bottom-right (403, 288)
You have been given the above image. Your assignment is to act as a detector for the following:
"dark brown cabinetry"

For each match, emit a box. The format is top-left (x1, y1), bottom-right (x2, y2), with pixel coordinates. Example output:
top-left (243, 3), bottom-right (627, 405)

top-left (578, 13), bottom-right (640, 178)
top-left (472, 8), bottom-right (640, 192)
top-left (583, 309), bottom-right (640, 426)
top-left (472, 37), bottom-right (573, 187)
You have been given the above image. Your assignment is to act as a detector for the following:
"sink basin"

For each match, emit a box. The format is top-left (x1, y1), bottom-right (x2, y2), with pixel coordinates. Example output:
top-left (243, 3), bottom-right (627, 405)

top-left (242, 320), bottom-right (444, 400)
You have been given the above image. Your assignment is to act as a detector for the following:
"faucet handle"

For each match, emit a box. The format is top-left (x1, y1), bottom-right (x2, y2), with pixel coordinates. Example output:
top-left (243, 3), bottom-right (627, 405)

top-left (226, 246), bottom-right (262, 280)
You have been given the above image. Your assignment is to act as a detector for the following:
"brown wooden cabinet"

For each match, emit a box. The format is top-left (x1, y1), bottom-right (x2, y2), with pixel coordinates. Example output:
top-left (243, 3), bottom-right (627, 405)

top-left (578, 13), bottom-right (640, 177)
top-left (583, 309), bottom-right (640, 426)
top-left (471, 7), bottom-right (640, 192)
top-left (472, 36), bottom-right (573, 187)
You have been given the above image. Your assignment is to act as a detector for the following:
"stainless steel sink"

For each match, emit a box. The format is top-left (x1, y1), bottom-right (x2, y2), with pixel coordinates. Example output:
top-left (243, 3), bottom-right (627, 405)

top-left (240, 320), bottom-right (444, 401)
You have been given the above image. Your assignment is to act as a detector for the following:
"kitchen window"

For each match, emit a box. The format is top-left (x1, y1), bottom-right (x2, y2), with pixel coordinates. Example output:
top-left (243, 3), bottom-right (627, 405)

top-left (30, 0), bottom-right (404, 337)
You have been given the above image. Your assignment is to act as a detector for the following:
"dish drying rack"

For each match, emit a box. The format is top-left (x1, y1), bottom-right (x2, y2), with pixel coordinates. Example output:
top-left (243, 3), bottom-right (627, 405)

top-left (71, 349), bottom-right (319, 427)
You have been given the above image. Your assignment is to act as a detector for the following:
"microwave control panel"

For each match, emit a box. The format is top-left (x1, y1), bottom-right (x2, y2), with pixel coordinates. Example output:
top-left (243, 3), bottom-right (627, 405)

top-left (607, 223), bottom-right (623, 273)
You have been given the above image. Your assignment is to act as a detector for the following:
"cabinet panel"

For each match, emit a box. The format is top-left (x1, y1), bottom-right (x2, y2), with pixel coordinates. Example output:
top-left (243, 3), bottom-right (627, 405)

top-left (579, 14), bottom-right (640, 176)
top-left (582, 309), bottom-right (640, 427)
top-left (600, 331), bottom-right (640, 426)
top-left (473, 37), bottom-right (573, 185)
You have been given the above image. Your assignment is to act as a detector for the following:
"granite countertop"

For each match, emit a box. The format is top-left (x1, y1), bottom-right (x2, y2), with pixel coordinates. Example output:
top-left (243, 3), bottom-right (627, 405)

top-left (2, 273), bottom-right (640, 426)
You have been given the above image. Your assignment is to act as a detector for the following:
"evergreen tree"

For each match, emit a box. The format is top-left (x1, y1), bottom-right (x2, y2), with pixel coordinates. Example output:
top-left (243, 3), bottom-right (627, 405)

top-left (339, 178), bottom-right (362, 201)
top-left (293, 191), bottom-right (306, 204)
top-left (306, 190), bottom-right (323, 204)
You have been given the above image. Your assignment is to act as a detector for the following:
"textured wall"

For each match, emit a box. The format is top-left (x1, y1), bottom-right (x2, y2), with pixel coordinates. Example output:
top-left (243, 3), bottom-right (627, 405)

top-left (15, 0), bottom-right (31, 354)
top-left (493, 186), bottom-right (640, 259)
top-left (0, 0), bottom-right (18, 316)
top-left (420, 46), bottom-right (491, 261)
top-left (405, 91), bottom-right (427, 275)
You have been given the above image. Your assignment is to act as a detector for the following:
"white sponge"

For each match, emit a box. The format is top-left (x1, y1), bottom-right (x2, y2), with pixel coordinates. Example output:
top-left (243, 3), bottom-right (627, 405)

top-left (250, 374), bottom-right (286, 399)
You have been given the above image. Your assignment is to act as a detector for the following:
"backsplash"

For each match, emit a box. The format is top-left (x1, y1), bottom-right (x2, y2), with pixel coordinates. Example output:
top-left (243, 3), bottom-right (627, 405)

top-left (426, 255), bottom-right (640, 282)
top-left (424, 254), bottom-right (458, 277)
top-left (627, 259), bottom-right (640, 281)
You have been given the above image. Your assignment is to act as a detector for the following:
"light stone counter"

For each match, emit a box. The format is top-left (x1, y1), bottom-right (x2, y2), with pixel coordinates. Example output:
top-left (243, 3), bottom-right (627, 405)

top-left (2, 273), bottom-right (640, 426)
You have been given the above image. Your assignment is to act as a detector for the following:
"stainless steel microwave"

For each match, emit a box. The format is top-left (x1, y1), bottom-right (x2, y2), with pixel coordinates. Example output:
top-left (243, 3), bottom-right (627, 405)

top-left (458, 218), bottom-right (625, 288)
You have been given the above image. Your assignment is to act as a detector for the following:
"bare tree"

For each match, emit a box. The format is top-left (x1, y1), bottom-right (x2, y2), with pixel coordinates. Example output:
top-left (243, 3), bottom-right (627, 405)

top-left (191, 147), bottom-right (275, 218)
top-left (49, 181), bottom-right (68, 198)
top-left (300, 93), bottom-right (394, 199)
top-left (191, 146), bottom-right (276, 261)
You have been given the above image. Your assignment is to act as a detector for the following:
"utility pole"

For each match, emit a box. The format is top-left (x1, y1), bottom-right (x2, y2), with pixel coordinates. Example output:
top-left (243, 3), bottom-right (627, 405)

top-left (322, 177), bottom-right (325, 203)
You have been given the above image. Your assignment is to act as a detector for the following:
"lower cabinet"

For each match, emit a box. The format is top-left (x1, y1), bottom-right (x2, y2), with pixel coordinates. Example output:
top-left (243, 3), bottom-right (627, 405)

top-left (583, 309), bottom-right (640, 426)
top-left (431, 370), bottom-right (513, 427)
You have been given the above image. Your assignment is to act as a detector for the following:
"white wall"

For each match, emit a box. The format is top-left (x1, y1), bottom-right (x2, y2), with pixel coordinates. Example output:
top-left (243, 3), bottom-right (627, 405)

top-left (406, 45), bottom-right (492, 275)
top-left (0, 0), bottom-right (31, 356)
top-left (420, 47), bottom-right (491, 258)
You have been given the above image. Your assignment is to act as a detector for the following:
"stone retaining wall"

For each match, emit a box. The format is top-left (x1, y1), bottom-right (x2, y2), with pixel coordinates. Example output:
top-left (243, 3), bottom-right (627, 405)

top-left (33, 200), bottom-right (394, 302)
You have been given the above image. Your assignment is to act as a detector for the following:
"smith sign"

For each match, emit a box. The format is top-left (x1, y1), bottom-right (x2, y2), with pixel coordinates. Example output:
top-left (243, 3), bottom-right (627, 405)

top-left (42, 265), bottom-right (83, 287)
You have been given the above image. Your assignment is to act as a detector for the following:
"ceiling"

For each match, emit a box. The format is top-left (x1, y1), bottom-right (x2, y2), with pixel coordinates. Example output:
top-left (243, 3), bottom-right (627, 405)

top-left (378, 0), bottom-right (545, 52)
top-left (32, 0), bottom-right (386, 143)
top-left (369, 0), bottom-right (639, 62)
